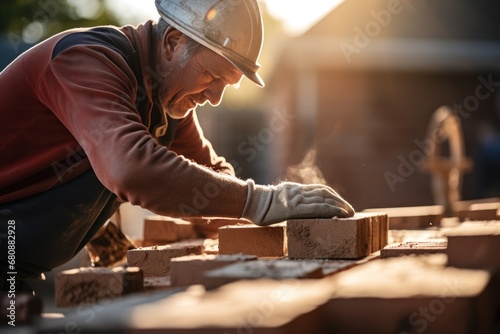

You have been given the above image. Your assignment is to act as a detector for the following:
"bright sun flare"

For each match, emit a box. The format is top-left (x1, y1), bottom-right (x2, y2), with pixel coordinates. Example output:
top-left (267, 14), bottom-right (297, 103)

top-left (105, 0), bottom-right (343, 36)
top-left (264, 0), bottom-right (344, 36)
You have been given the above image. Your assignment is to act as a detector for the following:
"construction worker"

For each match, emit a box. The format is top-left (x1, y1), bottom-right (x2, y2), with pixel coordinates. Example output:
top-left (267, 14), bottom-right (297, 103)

top-left (0, 0), bottom-right (354, 292)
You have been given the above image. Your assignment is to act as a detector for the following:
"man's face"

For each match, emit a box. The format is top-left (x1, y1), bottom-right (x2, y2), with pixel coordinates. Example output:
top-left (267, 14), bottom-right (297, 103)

top-left (158, 44), bottom-right (243, 119)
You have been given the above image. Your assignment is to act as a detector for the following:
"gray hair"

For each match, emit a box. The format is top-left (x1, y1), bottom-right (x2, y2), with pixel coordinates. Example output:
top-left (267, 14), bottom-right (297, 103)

top-left (155, 17), bottom-right (203, 68)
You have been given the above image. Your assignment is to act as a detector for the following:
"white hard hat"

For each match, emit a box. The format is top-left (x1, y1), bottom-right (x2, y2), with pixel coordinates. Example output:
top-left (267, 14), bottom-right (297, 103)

top-left (155, 0), bottom-right (265, 87)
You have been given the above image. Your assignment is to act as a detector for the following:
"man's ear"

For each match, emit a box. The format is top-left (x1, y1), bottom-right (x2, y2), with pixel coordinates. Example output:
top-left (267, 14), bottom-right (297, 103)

top-left (162, 26), bottom-right (184, 61)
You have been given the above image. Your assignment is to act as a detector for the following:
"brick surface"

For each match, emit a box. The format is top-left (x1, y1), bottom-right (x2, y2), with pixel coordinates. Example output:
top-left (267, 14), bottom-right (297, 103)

top-left (388, 229), bottom-right (446, 244)
top-left (355, 212), bottom-right (389, 252)
top-left (380, 213), bottom-right (389, 247)
top-left (127, 241), bottom-right (203, 277)
top-left (453, 198), bottom-right (500, 221)
top-left (381, 241), bottom-right (447, 258)
top-left (287, 213), bottom-right (388, 259)
top-left (320, 255), bottom-right (494, 334)
top-left (218, 223), bottom-right (287, 257)
top-left (143, 216), bottom-right (195, 244)
top-left (203, 260), bottom-right (323, 289)
top-left (55, 266), bottom-right (143, 307)
top-left (445, 223), bottom-right (500, 269)
top-left (467, 203), bottom-right (500, 221)
top-left (170, 254), bottom-right (257, 287)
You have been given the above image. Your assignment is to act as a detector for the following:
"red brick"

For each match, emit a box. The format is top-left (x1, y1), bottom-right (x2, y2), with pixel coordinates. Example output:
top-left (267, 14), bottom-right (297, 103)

top-left (143, 216), bottom-right (195, 243)
top-left (218, 223), bottom-right (287, 257)
top-left (170, 254), bottom-right (257, 287)
top-left (55, 266), bottom-right (143, 307)
top-left (127, 241), bottom-right (203, 277)
top-left (287, 214), bottom-right (374, 259)
top-left (203, 260), bottom-right (323, 289)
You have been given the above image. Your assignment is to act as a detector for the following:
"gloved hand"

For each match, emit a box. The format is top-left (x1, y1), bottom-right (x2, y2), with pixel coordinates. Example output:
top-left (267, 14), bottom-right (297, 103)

top-left (241, 179), bottom-right (355, 226)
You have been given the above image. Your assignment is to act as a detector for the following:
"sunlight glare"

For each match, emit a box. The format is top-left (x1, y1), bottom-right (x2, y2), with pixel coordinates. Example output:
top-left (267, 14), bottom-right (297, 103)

top-left (106, 0), bottom-right (343, 37)
top-left (264, 0), bottom-right (344, 36)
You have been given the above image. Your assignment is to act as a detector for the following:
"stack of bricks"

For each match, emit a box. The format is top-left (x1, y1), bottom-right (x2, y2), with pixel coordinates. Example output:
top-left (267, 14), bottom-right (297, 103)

top-left (286, 212), bottom-right (389, 259)
top-left (217, 214), bottom-right (388, 260)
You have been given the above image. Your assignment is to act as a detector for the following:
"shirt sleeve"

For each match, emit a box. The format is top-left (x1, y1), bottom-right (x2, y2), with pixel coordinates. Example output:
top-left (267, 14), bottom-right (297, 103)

top-left (169, 111), bottom-right (235, 176)
top-left (36, 44), bottom-right (247, 218)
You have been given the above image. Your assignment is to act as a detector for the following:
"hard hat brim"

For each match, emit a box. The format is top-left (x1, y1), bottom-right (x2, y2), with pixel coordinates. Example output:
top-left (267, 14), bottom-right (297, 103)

top-left (155, 0), bottom-right (265, 88)
top-left (159, 13), bottom-right (265, 87)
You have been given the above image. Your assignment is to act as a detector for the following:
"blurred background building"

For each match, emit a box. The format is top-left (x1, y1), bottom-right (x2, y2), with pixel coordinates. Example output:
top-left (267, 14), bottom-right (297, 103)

top-left (266, 0), bottom-right (500, 210)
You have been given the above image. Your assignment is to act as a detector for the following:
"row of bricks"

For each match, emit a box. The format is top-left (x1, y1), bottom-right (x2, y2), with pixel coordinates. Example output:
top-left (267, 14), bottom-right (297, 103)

top-left (129, 218), bottom-right (500, 280)
top-left (137, 216), bottom-right (250, 246)
top-left (139, 207), bottom-right (498, 255)
top-left (56, 222), bottom-right (500, 308)
top-left (55, 255), bottom-right (325, 307)
top-left (50, 252), bottom-right (498, 333)
top-left (218, 212), bottom-right (389, 259)
top-left (138, 203), bottom-right (499, 247)
top-left (126, 213), bottom-right (389, 280)
top-left (58, 210), bottom-right (391, 307)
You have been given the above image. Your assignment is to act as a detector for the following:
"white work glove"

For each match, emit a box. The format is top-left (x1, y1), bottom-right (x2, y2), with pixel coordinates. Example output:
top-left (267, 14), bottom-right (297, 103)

top-left (241, 179), bottom-right (355, 226)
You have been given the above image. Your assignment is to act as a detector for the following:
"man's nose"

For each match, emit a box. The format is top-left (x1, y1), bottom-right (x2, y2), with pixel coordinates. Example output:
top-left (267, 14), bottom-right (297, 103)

top-left (204, 80), bottom-right (226, 106)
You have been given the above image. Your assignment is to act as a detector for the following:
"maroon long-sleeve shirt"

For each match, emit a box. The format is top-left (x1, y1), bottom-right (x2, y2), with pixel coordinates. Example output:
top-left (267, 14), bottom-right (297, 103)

top-left (0, 20), bottom-right (247, 218)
